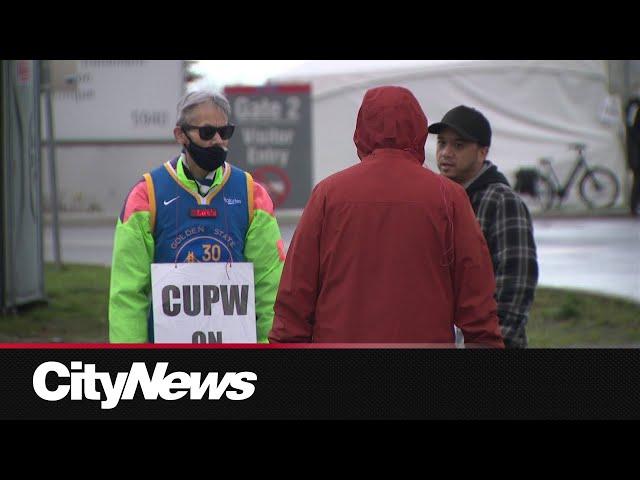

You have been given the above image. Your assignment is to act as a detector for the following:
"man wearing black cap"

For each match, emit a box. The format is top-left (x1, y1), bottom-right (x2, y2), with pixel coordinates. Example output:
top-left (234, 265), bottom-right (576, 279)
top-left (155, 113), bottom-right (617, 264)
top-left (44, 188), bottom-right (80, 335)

top-left (429, 105), bottom-right (538, 348)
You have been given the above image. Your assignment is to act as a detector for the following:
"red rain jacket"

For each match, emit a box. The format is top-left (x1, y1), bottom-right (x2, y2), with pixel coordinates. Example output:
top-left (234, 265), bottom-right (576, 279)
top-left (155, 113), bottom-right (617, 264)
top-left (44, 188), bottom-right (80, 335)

top-left (270, 86), bottom-right (503, 347)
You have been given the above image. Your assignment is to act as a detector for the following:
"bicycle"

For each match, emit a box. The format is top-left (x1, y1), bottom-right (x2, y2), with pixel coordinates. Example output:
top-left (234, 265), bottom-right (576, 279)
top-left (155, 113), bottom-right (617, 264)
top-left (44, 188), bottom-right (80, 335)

top-left (516, 143), bottom-right (619, 211)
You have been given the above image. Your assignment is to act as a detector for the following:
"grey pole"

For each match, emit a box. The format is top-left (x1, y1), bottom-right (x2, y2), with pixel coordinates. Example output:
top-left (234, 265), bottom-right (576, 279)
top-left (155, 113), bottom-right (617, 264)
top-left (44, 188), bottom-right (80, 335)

top-left (42, 62), bottom-right (62, 269)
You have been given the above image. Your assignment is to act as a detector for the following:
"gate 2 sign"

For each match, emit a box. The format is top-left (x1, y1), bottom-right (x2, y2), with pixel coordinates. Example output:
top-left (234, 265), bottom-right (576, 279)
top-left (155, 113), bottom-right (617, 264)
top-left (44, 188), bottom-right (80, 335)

top-left (224, 85), bottom-right (312, 210)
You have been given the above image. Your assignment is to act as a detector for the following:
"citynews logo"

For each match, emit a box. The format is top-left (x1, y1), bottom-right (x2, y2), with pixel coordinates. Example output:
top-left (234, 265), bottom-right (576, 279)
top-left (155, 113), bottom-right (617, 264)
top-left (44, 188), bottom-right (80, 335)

top-left (32, 361), bottom-right (257, 410)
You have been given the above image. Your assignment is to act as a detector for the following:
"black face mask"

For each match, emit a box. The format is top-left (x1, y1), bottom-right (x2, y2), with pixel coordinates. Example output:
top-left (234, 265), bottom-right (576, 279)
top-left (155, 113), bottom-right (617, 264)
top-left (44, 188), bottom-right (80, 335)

top-left (183, 131), bottom-right (227, 172)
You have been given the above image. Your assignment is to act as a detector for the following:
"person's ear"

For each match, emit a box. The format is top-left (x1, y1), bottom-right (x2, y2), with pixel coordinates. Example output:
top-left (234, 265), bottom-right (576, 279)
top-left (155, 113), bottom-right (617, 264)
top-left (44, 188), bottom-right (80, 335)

top-left (174, 126), bottom-right (187, 145)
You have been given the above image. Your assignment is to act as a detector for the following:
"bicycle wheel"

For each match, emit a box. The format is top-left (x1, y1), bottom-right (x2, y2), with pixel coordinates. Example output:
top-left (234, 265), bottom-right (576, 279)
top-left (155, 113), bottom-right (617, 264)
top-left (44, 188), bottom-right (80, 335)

top-left (579, 167), bottom-right (619, 209)
top-left (518, 174), bottom-right (555, 213)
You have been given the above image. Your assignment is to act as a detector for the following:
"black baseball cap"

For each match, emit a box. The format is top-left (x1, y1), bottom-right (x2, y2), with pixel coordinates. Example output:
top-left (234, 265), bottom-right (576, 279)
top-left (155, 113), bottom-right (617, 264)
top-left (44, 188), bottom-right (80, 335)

top-left (428, 105), bottom-right (492, 147)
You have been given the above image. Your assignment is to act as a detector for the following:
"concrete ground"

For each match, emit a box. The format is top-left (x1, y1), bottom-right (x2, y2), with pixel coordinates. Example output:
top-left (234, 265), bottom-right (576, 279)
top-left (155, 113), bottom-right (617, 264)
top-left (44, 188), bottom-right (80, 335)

top-left (44, 214), bottom-right (640, 304)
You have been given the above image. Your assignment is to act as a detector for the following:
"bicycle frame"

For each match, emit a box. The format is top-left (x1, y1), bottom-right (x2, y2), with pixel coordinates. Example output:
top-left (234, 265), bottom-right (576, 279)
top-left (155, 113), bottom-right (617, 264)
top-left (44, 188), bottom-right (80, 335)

top-left (532, 143), bottom-right (619, 211)
top-left (541, 151), bottom-right (588, 201)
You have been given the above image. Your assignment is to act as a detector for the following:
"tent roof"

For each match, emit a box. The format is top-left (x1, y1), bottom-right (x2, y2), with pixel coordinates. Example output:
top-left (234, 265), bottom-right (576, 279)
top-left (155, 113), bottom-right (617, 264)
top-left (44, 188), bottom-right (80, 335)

top-left (272, 60), bottom-right (471, 77)
top-left (270, 60), bottom-right (609, 99)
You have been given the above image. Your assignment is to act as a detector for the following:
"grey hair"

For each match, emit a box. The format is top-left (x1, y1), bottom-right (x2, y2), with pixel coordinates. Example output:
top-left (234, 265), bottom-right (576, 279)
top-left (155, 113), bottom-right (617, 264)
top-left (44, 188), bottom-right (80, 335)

top-left (176, 90), bottom-right (232, 126)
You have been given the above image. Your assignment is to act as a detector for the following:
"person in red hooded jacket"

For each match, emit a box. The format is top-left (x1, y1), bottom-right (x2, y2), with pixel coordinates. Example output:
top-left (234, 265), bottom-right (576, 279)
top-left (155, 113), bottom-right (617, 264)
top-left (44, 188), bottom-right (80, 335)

top-left (269, 86), bottom-right (504, 347)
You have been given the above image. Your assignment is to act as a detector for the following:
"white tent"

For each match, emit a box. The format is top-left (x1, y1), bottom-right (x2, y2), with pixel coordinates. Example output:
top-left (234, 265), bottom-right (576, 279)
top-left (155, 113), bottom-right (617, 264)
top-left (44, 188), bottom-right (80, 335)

top-left (271, 60), bottom-right (627, 208)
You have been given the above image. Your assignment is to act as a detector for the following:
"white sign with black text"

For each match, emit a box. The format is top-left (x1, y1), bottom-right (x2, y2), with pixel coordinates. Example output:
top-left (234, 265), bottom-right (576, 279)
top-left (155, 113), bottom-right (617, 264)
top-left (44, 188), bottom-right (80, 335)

top-left (43, 60), bottom-right (183, 141)
top-left (151, 262), bottom-right (256, 344)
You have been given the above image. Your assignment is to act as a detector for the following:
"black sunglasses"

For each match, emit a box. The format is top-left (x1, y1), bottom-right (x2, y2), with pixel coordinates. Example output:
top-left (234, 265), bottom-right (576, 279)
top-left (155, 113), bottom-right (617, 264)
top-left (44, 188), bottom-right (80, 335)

top-left (182, 123), bottom-right (235, 140)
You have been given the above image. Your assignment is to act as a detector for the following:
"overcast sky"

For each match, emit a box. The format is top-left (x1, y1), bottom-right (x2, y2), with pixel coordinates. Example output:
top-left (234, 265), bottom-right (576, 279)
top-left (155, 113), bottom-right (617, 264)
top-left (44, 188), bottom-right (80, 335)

top-left (192, 60), bottom-right (307, 90)
top-left (191, 60), bottom-right (466, 90)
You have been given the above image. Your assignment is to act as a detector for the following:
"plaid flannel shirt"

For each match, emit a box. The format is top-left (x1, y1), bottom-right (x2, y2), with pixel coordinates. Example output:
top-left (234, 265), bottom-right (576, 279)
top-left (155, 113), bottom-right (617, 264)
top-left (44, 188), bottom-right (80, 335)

top-left (467, 177), bottom-right (538, 348)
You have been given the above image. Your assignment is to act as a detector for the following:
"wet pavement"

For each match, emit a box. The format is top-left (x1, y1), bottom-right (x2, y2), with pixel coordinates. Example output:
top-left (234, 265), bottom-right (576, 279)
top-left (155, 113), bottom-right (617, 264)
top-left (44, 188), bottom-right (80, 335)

top-left (533, 218), bottom-right (639, 302)
top-left (44, 217), bottom-right (640, 304)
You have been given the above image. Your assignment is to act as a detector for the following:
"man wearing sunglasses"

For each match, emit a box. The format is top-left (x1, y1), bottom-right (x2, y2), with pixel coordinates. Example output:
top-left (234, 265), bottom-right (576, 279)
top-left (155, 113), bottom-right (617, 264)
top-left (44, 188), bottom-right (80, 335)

top-left (109, 90), bottom-right (285, 343)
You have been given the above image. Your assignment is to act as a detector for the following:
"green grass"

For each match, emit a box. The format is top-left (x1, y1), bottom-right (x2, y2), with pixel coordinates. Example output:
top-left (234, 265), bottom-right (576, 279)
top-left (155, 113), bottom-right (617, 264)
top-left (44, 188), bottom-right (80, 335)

top-left (0, 264), bottom-right (639, 346)
top-left (0, 264), bottom-right (110, 342)
top-left (528, 288), bottom-right (640, 347)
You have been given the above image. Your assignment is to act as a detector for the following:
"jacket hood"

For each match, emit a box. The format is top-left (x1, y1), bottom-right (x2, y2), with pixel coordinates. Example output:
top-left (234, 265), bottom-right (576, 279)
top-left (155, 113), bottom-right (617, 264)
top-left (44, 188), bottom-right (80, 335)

top-left (466, 161), bottom-right (511, 198)
top-left (353, 86), bottom-right (428, 164)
